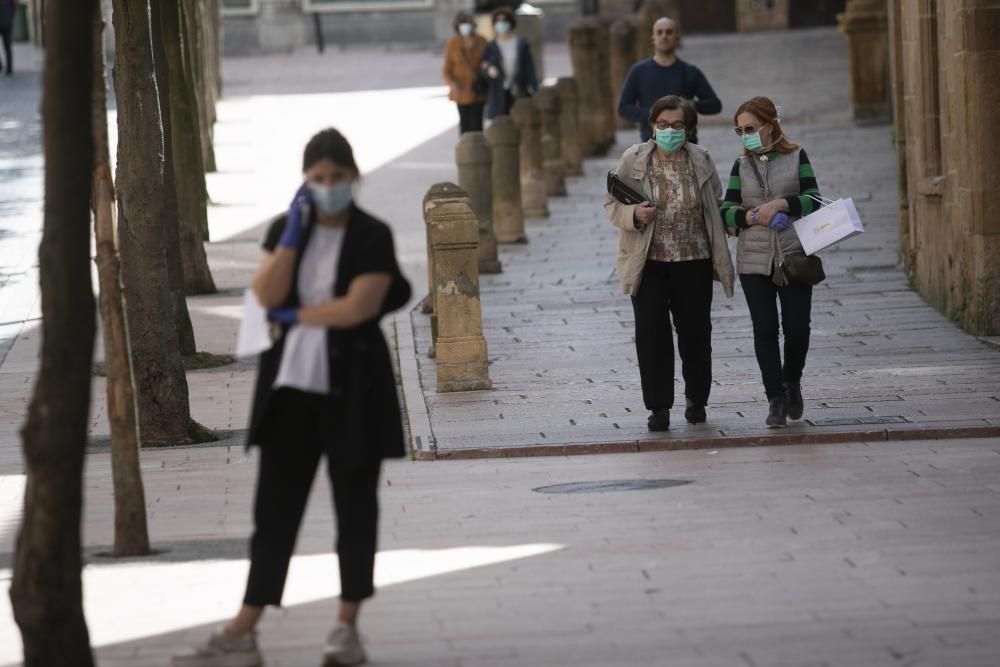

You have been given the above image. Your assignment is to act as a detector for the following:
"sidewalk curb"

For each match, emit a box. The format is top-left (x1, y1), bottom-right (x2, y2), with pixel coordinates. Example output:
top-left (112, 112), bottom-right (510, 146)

top-left (394, 311), bottom-right (437, 458)
top-left (408, 425), bottom-right (1000, 461)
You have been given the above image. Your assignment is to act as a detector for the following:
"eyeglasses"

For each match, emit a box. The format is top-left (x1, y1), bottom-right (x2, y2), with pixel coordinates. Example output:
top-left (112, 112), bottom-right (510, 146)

top-left (655, 121), bottom-right (686, 131)
top-left (734, 122), bottom-right (770, 136)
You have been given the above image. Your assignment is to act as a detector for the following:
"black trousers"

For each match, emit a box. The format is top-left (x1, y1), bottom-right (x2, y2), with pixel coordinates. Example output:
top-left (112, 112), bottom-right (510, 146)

top-left (630, 259), bottom-right (714, 411)
top-left (0, 29), bottom-right (11, 74)
top-left (457, 102), bottom-right (485, 134)
top-left (244, 389), bottom-right (382, 606)
top-left (740, 273), bottom-right (813, 400)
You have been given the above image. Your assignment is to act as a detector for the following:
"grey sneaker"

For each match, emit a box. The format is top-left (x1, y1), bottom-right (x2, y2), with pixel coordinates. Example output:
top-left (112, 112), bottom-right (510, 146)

top-left (322, 622), bottom-right (366, 666)
top-left (172, 628), bottom-right (263, 667)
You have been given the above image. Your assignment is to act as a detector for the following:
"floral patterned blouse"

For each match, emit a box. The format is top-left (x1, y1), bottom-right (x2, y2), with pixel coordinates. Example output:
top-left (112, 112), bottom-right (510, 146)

top-left (647, 150), bottom-right (711, 263)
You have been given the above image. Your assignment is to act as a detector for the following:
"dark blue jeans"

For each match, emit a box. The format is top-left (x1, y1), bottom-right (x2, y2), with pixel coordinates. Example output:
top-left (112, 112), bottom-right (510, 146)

top-left (739, 273), bottom-right (813, 400)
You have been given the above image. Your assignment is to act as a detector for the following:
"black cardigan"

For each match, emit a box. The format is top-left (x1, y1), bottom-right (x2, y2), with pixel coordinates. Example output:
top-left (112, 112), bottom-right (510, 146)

top-left (246, 204), bottom-right (412, 467)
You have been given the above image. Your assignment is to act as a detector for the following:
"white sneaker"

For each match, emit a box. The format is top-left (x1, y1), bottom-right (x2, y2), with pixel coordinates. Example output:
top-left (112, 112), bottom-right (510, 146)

top-left (172, 627), bottom-right (263, 667)
top-left (322, 622), bottom-right (366, 666)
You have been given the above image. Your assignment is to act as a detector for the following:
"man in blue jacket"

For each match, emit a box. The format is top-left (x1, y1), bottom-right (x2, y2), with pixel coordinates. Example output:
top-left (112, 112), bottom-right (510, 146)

top-left (617, 17), bottom-right (721, 144)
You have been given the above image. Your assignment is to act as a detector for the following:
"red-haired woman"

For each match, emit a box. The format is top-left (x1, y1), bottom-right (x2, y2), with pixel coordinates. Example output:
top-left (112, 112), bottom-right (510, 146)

top-left (720, 96), bottom-right (824, 428)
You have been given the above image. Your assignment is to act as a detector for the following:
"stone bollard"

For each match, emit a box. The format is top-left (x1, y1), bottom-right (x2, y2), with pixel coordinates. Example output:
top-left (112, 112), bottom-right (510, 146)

top-left (609, 16), bottom-right (638, 129)
top-left (534, 86), bottom-right (567, 197)
top-left (510, 98), bottom-right (550, 219)
top-left (423, 183), bottom-right (492, 393)
top-left (567, 17), bottom-right (616, 156)
top-left (455, 132), bottom-right (502, 274)
top-left (485, 116), bottom-right (526, 244)
top-left (422, 182), bottom-right (471, 353)
top-left (556, 77), bottom-right (585, 176)
top-left (838, 0), bottom-right (890, 122)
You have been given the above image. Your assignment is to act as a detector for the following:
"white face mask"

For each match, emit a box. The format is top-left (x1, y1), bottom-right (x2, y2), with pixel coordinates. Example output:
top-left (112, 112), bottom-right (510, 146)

top-left (494, 20), bottom-right (512, 34)
top-left (458, 23), bottom-right (474, 36)
top-left (308, 182), bottom-right (353, 216)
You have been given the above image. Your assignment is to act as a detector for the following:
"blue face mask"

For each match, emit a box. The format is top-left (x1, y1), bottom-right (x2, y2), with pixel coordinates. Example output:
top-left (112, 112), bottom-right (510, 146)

top-left (308, 182), bottom-right (353, 216)
top-left (741, 132), bottom-right (764, 153)
top-left (494, 20), bottom-right (512, 34)
top-left (458, 23), bottom-right (474, 36)
top-left (655, 128), bottom-right (685, 153)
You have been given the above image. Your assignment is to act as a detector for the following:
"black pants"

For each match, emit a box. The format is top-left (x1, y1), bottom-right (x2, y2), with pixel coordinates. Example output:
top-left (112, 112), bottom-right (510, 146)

top-left (740, 273), bottom-right (813, 399)
top-left (630, 259), bottom-right (714, 411)
top-left (244, 389), bottom-right (382, 606)
top-left (457, 102), bottom-right (484, 134)
top-left (0, 29), bottom-right (11, 74)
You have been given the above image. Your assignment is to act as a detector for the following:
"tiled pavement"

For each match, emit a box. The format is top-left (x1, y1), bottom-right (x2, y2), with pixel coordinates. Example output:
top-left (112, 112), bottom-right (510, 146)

top-left (402, 28), bottom-right (1000, 458)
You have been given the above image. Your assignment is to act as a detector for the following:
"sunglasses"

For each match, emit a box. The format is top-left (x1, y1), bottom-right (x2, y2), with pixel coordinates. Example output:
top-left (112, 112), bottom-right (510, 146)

top-left (733, 122), bottom-right (770, 137)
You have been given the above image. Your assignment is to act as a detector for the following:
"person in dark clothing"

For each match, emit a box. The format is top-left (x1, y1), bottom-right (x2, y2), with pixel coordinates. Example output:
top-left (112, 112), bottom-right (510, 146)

top-left (481, 5), bottom-right (538, 119)
top-left (172, 128), bottom-right (411, 667)
top-left (618, 17), bottom-right (721, 143)
top-left (0, 0), bottom-right (15, 76)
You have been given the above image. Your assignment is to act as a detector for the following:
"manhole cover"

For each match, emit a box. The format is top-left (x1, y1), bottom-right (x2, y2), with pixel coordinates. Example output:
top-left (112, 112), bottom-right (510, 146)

top-left (807, 416), bottom-right (909, 427)
top-left (532, 479), bottom-right (692, 494)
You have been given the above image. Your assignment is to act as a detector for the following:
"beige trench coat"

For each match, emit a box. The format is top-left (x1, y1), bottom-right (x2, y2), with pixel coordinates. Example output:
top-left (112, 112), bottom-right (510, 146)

top-left (604, 140), bottom-right (736, 298)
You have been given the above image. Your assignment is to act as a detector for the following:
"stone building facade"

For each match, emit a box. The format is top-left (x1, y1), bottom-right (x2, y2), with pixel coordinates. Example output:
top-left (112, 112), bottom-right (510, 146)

top-left (888, 0), bottom-right (999, 335)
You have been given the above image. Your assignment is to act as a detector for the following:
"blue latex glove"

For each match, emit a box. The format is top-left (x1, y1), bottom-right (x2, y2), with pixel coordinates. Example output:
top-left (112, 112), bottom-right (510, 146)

top-left (266, 307), bottom-right (299, 325)
top-left (768, 211), bottom-right (791, 232)
top-left (278, 183), bottom-right (311, 249)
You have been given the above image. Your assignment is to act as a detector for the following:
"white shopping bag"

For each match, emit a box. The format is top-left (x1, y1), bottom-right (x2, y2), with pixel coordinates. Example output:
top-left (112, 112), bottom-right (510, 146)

top-left (235, 289), bottom-right (273, 357)
top-left (792, 195), bottom-right (864, 255)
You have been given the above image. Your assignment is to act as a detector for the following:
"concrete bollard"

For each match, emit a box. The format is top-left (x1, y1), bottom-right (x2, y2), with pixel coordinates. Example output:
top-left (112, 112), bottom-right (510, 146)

top-left (423, 183), bottom-right (492, 393)
top-left (485, 116), bottom-right (526, 244)
top-left (609, 16), bottom-right (639, 129)
top-left (567, 17), bottom-right (616, 156)
top-left (455, 132), bottom-right (502, 274)
top-left (510, 98), bottom-right (550, 219)
top-left (534, 86), bottom-right (567, 197)
top-left (556, 77), bottom-right (585, 176)
top-left (422, 182), bottom-right (471, 355)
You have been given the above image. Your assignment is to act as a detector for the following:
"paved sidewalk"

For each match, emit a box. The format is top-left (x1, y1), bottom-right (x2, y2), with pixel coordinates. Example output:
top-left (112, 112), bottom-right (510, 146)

top-left (402, 28), bottom-right (1000, 459)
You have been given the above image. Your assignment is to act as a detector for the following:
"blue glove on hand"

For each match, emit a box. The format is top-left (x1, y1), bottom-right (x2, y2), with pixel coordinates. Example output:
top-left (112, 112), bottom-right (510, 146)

top-left (266, 307), bottom-right (299, 325)
top-left (768, 212), bottom-right (791, 232)
top-left (278, 183), bottom-right (311, 249)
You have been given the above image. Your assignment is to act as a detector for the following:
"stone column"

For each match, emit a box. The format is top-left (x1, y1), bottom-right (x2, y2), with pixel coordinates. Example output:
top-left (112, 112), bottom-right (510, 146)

top-left (838, 0), bottom-right (890, 122)
top-left (485, 117), bottom-right (526, 243)
top-left (422, 182), bottom-right (471, 329)
top-left (567, 17), bottom-right (616, 156)
top-left (609, 16), bottom-right (638, 129)
top-left (424, 184), bottom-right (493, 392)
top-left (535, 86), bottom-right (567, 197)
top-left (556, 77), bottom-right (585, 176)
top-left (455, 132), bottom-right (502, 274)
top-left (511, 98), bottom-right (550, 218)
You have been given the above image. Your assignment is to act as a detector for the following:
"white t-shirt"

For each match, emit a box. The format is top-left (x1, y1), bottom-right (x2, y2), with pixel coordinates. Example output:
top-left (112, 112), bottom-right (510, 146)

top-left (498, 38), bottom-right (518, 90)
top-left (273, 225), bottom-right (345, 394)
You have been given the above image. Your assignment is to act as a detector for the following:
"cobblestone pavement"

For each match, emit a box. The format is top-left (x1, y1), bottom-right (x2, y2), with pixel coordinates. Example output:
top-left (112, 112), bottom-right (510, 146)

top-left (404, 28), bottom-right (1000, 458)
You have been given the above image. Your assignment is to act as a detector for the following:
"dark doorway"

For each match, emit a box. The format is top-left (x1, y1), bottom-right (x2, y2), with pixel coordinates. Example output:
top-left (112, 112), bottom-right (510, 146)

top-left (679, 0), bottom-right (736, 33)
top-left (790, 0), bottom-right (847, 27)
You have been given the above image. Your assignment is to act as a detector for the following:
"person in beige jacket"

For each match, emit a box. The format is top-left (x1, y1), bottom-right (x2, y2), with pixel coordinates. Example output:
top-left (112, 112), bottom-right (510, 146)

top-left (605, 95), bottom-right (735, 431)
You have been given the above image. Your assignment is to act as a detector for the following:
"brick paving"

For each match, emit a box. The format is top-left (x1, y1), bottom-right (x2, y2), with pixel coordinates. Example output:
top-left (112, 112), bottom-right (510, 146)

top-left (403, 27), bottom-right (1000, 458)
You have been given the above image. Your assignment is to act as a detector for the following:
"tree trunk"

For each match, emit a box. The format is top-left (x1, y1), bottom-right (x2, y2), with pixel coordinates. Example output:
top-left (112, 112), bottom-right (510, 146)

top-left (183, 0), bottom-right (217, 177)
top-left (112, 0), bottom-right (202, 447)
top-left (91, 2), bottom-right (150, 558)
top-left (149, 0), bottom-right (202, 347)
top-left (161, 0), bottom-right (217, 296)
top-left (10, 1), bottom-right (97, 664)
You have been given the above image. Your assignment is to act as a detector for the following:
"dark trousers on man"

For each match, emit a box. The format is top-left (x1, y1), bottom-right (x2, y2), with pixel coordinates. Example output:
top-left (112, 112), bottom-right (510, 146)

top-left (739, 274), bottom-right (813, 400)
top-left (244, 389), bottom-right (381, 606)
top-left (630, 259), bottom-right (714, 411)
top-left (457, 102), bottom-right (484, 134)
top-left (0, 29), bottom-right (11, 74)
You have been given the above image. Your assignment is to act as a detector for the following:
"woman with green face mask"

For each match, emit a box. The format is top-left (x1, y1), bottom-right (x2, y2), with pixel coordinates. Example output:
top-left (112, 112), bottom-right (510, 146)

top-left (604, 95), bottom-right (735, 432)
top-left (720, 96), bottom-right (825, 428)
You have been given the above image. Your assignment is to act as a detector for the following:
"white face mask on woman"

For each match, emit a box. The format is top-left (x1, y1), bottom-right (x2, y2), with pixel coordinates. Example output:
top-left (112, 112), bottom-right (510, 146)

top-left (308, 182), bottom-right (353, 216)
top-left (458, 23), bottom-right (474, 36)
